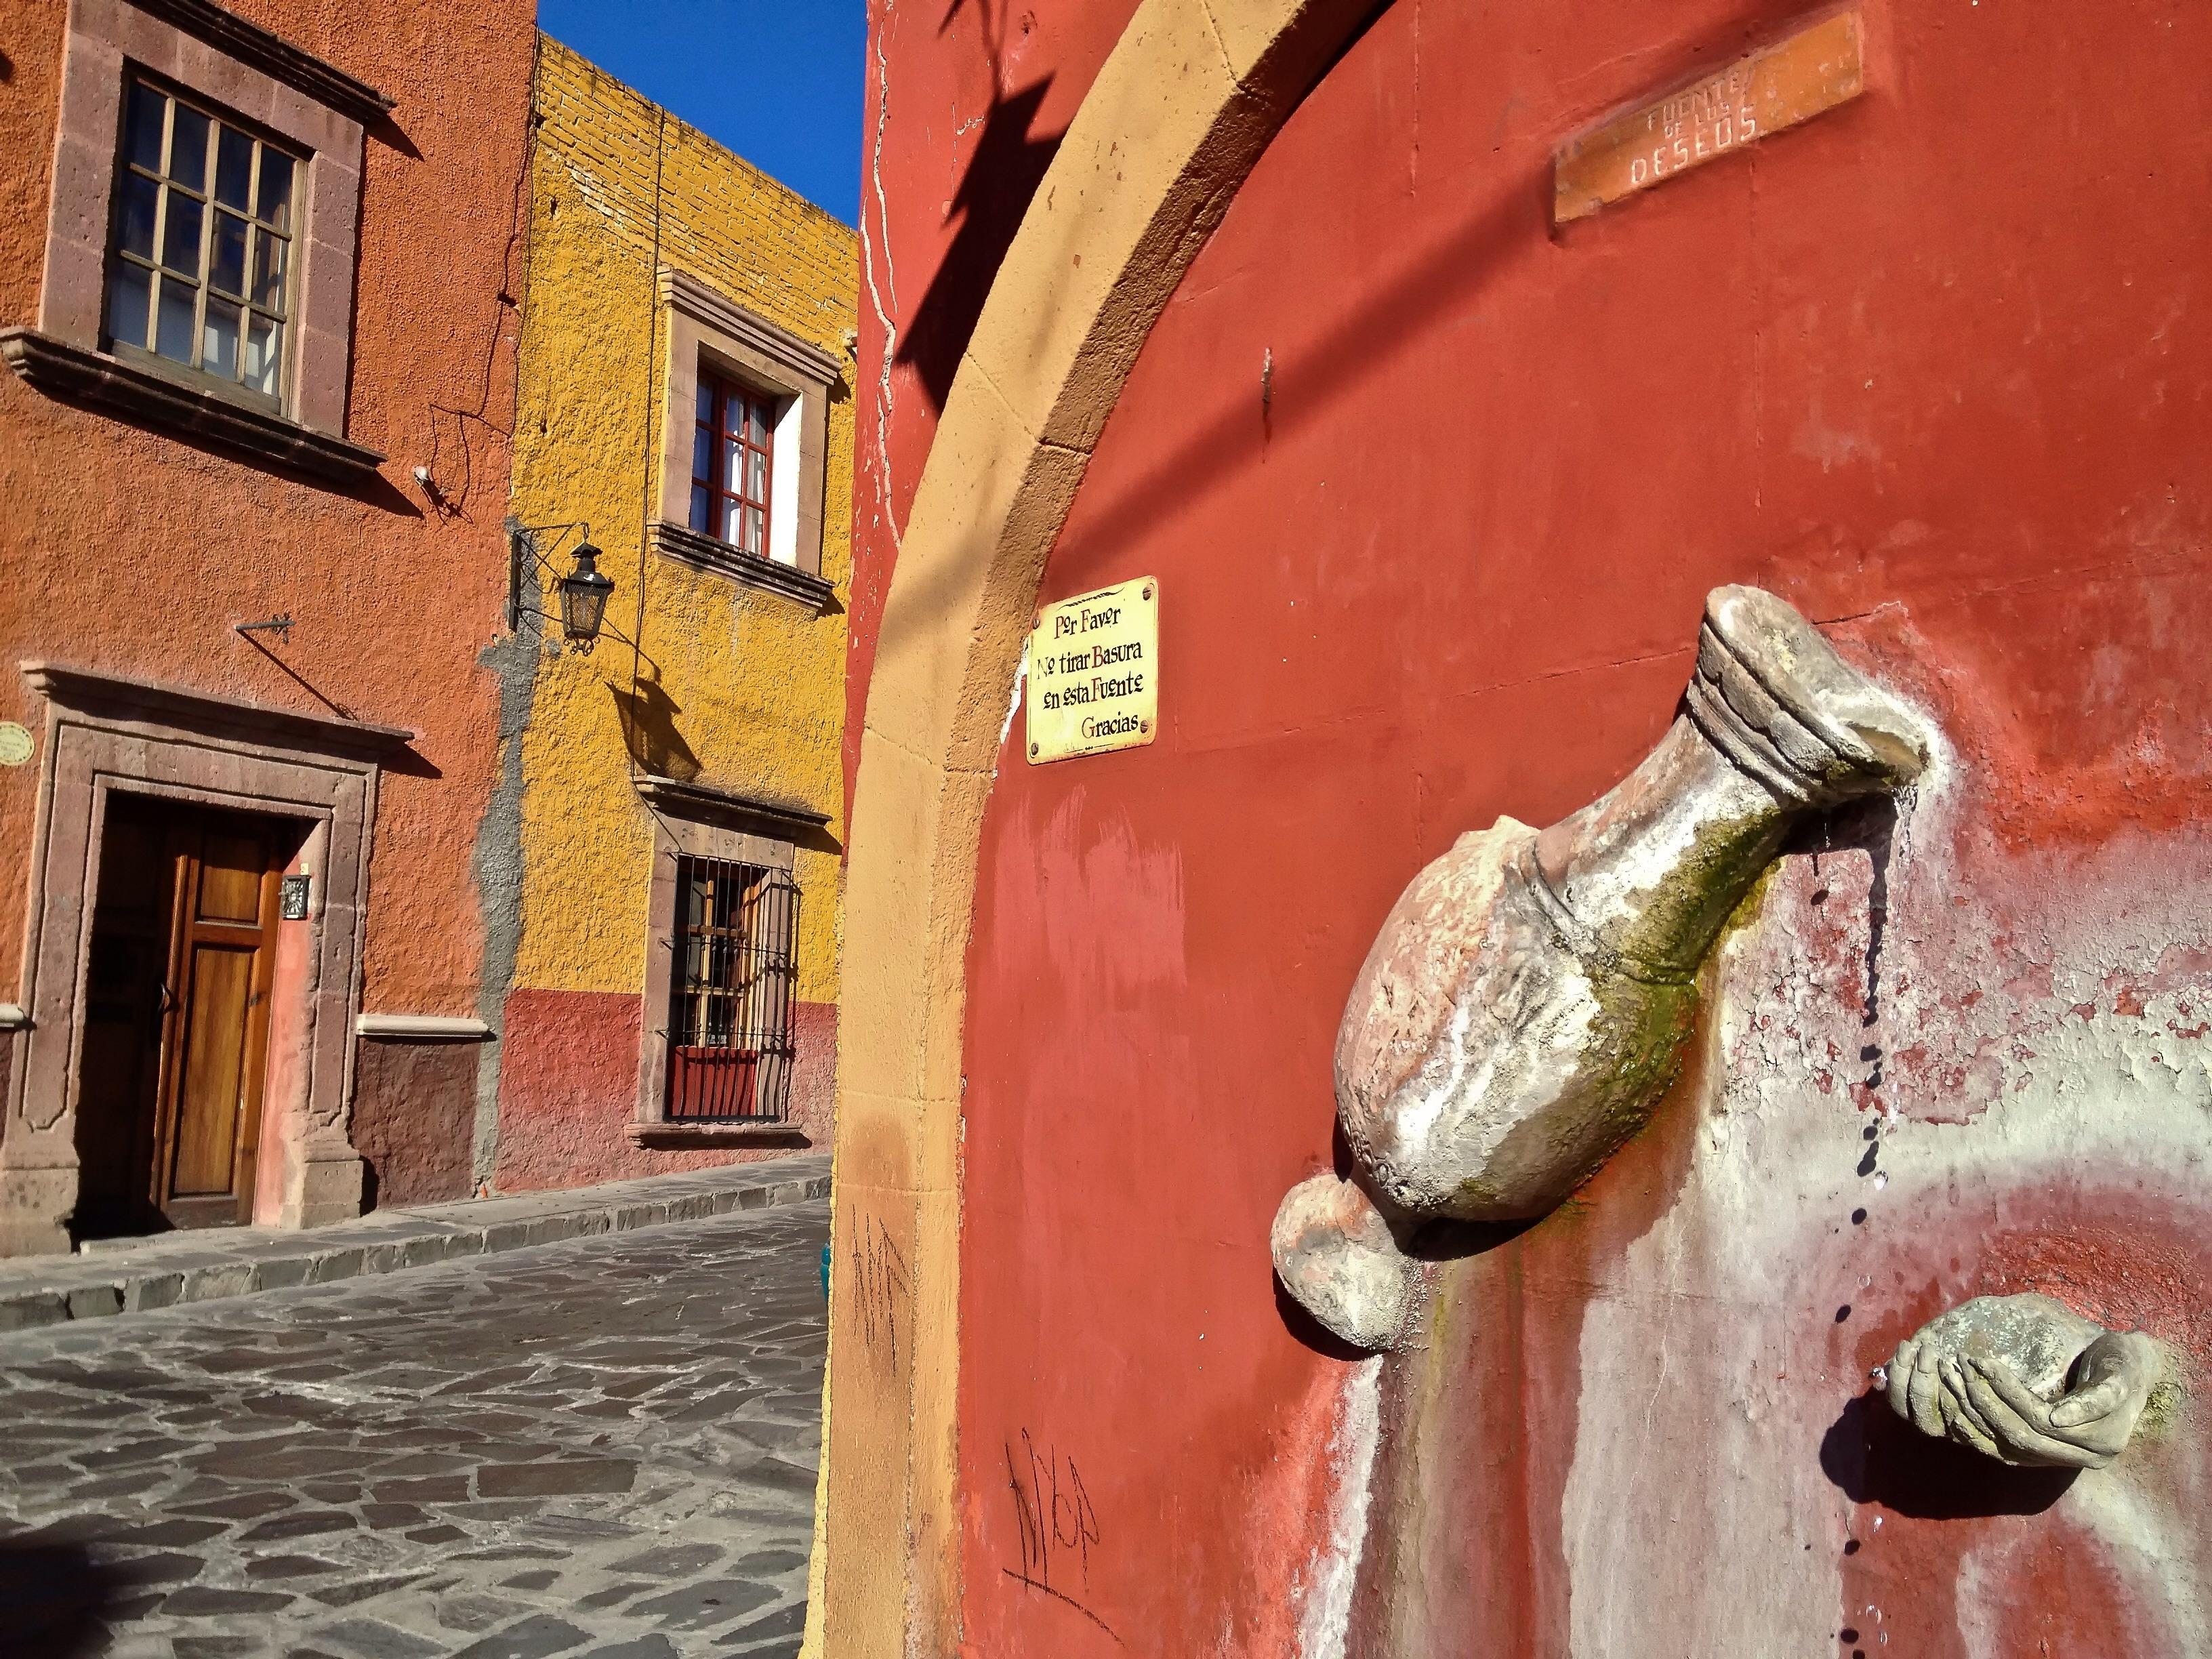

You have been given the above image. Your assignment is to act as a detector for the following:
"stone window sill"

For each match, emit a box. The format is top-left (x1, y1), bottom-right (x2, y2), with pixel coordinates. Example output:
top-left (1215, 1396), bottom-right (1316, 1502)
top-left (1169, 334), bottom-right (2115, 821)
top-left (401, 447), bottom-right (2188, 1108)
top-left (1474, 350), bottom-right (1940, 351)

top-left (0, 328), bottom-right (385, 490)
top-left (354, 1015), bottom-right (494, 1041)
top-left (627, 1121), bottom-right (811, 1150)
top-left (649, 520), bottom-right (835, 611)
top-left (633, 773), bottom-right (830, 837)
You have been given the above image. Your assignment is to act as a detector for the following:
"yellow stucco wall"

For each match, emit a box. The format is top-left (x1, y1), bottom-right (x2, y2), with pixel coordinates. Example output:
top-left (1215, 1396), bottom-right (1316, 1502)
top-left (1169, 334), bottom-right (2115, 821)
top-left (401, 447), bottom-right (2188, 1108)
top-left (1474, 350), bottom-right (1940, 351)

top-left (508, 36), bottom-right (856, 1012)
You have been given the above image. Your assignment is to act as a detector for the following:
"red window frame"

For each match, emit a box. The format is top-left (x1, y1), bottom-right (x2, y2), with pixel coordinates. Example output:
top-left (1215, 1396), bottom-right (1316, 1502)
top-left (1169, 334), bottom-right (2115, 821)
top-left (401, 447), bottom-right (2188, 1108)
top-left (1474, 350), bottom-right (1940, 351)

top-left (690, 365), bottom-right (775, 558)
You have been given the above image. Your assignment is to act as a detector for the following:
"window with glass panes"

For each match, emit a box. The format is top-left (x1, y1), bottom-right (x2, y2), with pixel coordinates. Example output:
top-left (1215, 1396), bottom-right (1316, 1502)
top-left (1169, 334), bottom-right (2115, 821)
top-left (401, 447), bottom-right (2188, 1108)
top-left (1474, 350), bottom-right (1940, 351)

top-left (689, 367), bottom-right (776, 557)
top-left (104, 78), bottom-right (297, 402)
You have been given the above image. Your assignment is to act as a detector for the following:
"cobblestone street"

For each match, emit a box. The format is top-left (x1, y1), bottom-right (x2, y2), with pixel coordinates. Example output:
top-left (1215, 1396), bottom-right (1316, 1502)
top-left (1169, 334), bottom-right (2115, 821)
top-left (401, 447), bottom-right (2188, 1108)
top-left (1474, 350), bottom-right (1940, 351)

top-left (0, 1199), bottom-right (829, 1659)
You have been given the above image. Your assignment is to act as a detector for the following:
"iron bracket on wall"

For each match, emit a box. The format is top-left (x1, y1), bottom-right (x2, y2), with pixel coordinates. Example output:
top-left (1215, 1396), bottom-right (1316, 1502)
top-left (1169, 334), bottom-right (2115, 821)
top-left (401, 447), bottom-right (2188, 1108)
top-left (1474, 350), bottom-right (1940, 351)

top-left (504, 516), bottom-right (587, 632)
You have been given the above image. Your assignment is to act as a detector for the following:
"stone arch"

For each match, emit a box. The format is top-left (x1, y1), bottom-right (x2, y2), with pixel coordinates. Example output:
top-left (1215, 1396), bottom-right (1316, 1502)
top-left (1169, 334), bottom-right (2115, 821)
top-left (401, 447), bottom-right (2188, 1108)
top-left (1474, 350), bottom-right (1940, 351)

top-left (810, 1), bottom-right (1380, 1651)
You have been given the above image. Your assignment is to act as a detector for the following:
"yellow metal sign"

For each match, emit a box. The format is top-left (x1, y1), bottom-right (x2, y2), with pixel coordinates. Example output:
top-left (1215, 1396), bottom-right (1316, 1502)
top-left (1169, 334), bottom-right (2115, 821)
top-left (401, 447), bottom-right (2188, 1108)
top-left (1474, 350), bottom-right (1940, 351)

top-left (1026, 578), bottom-right (1158, 764)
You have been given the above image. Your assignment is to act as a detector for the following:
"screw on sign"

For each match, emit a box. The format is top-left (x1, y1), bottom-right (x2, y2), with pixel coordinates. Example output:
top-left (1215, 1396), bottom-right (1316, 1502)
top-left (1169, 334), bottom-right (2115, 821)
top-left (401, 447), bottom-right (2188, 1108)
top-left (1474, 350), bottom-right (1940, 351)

top-left (1025, 577), bottom-right (1160, 765)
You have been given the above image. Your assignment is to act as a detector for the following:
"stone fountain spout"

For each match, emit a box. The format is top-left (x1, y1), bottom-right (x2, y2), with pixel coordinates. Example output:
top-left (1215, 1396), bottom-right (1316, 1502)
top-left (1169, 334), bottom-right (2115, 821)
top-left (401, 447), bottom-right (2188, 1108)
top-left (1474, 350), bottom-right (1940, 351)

top-left (1273, 587), bottom-right (1931, 1351)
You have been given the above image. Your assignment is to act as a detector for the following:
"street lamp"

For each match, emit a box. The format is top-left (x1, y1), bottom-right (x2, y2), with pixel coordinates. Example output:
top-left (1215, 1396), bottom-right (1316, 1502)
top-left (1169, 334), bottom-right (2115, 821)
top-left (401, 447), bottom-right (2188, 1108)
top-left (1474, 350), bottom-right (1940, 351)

top-left (557, 541), bottom-right (615, 650)
top-left (506, 520), bottom-right (617, 653)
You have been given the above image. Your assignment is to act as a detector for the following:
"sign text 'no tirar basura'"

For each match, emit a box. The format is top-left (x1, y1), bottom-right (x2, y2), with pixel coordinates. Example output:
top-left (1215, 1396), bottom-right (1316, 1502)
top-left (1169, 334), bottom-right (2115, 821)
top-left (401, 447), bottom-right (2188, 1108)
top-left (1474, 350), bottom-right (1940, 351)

top-left (1027, 579), bottom-right (1158, 764)
top-left (1554, 9), bottom-right (1864, 223)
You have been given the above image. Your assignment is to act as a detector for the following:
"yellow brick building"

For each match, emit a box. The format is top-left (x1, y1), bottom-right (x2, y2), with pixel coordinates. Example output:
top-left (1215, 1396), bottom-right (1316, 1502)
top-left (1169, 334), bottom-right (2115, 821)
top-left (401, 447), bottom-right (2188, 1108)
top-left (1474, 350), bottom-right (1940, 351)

top-left (485, 36), bottom-right (855, 1190)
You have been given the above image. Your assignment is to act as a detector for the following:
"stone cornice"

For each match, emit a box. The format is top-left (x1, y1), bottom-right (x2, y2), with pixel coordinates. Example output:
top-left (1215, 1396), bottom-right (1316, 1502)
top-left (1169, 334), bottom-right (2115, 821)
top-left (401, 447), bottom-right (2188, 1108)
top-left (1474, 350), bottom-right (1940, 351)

top-left (634, 773), bottom-right (832, 836)
top-left (1, 329), bottom-right (386, 489)
top-left (21, 661), bottom-right (415, 758)
top-left (127, 0), bottom-right (395, 126)
top-left (657, 268), bottom-right (843, 388)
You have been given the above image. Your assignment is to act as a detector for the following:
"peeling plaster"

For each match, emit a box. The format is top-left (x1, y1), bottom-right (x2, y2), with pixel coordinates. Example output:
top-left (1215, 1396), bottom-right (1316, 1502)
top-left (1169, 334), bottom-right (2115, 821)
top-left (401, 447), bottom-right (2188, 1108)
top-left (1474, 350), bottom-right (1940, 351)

top-left (557, 155), bottom-right (623, 223)
top-left (998, 648), bottom-right (1026, 766)
top-left (1559, 704), bottom-right (2212, 1652)
top-left (1296, 1356), bottom-right (1383, 1659)
top-left (1953, 1467), bottom-right (2212, 1656)
top-left (468, 623), bottom-right (542, 1189)
top-left (861, 0), bottom-right (905, 551)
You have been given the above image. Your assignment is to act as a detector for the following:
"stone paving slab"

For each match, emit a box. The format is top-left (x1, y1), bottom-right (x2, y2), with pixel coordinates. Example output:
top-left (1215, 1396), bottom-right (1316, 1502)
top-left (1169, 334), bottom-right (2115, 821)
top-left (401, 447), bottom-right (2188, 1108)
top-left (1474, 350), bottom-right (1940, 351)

top-left (0, 1197), bottom-right (830, 1657)
top-left (0, 1156), bottom-right (830, 1334)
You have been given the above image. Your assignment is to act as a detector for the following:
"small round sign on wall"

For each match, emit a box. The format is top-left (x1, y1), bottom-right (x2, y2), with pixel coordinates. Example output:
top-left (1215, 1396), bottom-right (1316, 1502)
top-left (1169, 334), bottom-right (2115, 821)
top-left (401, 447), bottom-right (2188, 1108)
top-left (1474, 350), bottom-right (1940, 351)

top-left (0, 722), bottom-right (32, 767)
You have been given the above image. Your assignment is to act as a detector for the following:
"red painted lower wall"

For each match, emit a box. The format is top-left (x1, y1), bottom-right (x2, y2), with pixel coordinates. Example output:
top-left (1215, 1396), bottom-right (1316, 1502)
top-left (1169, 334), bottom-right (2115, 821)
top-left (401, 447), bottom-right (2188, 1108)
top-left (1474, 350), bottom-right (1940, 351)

top-left (490, 989), bottom-right (836, 1193)
top-left (352, 1037), bottom-right (477, 1209)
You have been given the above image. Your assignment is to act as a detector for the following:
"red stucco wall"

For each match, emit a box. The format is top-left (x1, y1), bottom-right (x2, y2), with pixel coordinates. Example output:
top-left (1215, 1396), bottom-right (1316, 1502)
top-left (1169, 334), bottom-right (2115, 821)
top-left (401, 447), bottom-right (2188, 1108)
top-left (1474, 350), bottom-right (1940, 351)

top-left (350, 1036), bottom-right (476, 1208)
top-left (918, 1), bottom-right (2212, 1652)
top-left (842, 0), bottom-right (1139, 809)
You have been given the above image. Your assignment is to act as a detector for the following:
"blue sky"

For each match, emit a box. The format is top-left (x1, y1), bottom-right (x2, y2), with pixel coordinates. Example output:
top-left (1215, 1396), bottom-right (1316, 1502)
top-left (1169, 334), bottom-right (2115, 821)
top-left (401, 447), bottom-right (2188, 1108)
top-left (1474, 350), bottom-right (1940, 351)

top-left (538, 1), bottom-right (866, 226)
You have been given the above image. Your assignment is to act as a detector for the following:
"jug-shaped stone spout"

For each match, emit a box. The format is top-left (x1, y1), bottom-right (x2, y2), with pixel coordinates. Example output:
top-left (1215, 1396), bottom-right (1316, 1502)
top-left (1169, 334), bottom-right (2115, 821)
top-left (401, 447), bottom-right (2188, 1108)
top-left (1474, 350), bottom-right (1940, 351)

top-left (1273, 587), bottom-right (1930, 1350)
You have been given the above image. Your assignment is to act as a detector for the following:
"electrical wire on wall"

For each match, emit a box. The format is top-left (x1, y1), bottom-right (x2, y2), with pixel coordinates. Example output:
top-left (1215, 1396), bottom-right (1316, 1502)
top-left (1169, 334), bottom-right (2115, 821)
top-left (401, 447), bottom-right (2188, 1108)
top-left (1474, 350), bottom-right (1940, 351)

top-left (422, 33), bottom-right (544, 517)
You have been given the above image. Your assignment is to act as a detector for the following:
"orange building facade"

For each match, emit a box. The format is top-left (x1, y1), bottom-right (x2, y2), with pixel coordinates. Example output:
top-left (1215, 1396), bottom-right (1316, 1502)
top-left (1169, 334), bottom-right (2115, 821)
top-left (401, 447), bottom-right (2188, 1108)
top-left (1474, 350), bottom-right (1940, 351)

top-left (0, 0), bottom-right (538, 1252)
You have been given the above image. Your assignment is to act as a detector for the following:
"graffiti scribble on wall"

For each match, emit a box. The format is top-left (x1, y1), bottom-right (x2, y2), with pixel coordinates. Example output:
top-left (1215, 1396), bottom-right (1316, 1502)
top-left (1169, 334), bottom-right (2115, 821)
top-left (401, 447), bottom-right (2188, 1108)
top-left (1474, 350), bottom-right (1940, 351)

top-left (1273, 586), bottom-right (1931, 1351)
top-left (1001, 1429), bottom-right (1118, 1645)
top-left (848, 1214), bottom-right (912, 1374)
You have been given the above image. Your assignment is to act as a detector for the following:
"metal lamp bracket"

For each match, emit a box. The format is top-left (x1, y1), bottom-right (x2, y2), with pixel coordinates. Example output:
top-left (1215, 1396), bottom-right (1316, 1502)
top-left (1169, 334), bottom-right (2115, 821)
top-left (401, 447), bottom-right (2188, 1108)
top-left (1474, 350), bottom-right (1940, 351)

top-left (504, 517), bottom-right (588, 632)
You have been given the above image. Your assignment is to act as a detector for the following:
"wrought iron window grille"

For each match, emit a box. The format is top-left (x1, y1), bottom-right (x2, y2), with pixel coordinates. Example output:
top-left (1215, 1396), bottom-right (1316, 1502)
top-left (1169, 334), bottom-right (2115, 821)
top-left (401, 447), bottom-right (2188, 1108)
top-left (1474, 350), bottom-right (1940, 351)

top-left (665, 856), bottom-right (800, 1122)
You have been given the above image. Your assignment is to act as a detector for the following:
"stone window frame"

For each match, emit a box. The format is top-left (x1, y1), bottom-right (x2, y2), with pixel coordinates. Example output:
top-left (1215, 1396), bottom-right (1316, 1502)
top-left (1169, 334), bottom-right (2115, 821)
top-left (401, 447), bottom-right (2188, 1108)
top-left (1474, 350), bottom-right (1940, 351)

top-left (631, 775), bottom-right (824, 1149)
top-left (5, 0), bottom-right (390, 483)
top-left (0, 662), bottom-right (412, 1256)
top-left (647, 268), bottom-right (840, 611)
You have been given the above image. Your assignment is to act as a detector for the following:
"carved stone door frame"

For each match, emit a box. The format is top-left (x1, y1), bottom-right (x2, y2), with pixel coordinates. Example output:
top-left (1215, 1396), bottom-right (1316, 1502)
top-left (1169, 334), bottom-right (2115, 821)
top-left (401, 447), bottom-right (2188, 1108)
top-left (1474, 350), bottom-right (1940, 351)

top-left (0, 663), bottom-right (411, 1256)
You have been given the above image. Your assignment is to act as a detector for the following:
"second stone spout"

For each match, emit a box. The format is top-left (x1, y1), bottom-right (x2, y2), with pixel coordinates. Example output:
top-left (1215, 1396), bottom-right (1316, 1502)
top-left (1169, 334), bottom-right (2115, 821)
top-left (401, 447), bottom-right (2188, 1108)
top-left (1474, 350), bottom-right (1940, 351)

top-left (1273, 587), bottom-right (1930, 1350)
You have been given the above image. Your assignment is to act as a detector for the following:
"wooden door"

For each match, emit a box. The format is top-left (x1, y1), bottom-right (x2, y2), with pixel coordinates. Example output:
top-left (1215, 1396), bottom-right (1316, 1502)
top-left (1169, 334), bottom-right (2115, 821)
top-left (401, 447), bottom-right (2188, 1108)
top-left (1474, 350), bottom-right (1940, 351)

top-left (149, 813), bottom-right (283, 1227)
top-left (75, 804), bottom-right (173, 1239)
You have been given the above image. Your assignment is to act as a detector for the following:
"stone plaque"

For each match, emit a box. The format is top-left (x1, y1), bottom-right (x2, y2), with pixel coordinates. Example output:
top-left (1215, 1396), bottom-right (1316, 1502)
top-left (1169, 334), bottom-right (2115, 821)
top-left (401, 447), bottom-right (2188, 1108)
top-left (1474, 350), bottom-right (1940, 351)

top-left (1027, 577), bottom-right (1158, 764)
top-left (1554, 9), bottom-right (1864, 223)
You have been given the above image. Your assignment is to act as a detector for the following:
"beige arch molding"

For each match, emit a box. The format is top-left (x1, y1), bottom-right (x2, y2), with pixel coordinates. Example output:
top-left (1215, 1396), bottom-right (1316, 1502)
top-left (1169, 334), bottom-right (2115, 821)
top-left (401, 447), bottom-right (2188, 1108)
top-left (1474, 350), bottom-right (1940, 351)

top-left (806, 0), bottom-right (1377, 1652)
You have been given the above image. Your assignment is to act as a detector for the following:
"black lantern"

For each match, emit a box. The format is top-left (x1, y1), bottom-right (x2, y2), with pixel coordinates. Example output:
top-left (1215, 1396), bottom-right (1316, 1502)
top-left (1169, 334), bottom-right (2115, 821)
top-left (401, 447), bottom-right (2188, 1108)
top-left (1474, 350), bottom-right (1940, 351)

top-left (504, 519), bottom-right (620, 651)
top-left (556, 541), bottom-right (615, 651)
